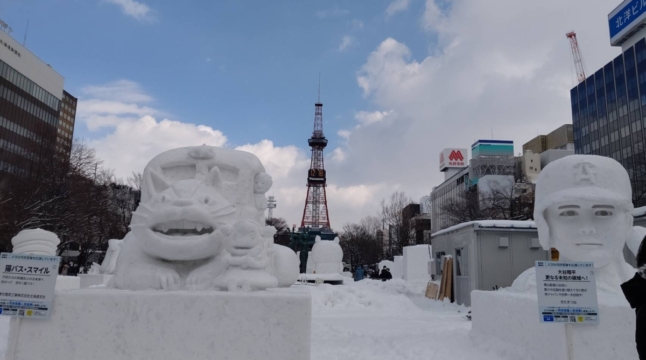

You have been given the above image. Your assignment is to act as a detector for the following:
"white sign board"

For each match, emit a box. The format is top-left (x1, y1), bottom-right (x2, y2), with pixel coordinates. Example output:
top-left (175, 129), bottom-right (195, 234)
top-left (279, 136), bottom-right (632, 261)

top-left (0, 253), bottom-right (60, 319)
top-left (535, 261), bottom-right (598, 324)
top-left (439, 148), bottom-right (467, 171)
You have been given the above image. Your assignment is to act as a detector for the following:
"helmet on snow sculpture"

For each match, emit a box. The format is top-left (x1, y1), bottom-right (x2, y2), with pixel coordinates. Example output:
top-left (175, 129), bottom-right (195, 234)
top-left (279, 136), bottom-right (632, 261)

top-left (533, 155), bottom-right (633, 267)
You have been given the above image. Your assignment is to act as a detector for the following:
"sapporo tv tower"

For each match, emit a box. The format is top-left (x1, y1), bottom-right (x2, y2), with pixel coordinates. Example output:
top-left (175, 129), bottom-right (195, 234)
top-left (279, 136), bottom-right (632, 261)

top-left (300, 81), bottom-right (331, 229)
top-left (288, 79), bottom-right (337, 274)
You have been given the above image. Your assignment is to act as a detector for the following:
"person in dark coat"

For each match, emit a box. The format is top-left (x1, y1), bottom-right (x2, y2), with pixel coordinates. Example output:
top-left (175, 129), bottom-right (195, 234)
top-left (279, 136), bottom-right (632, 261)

top-left (380, 267), bottom-right (392, 281)
top-left (622, 239), bottom-right (646, 359)
top-left (354, 266), bottom-right (364, 281)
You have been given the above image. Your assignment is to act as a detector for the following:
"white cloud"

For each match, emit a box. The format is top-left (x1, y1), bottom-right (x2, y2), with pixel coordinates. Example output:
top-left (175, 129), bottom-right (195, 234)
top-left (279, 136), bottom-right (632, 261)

top-left (355, 110), bottom-right (395, 126)
top-left (316, 5), bottom-right (350, 19)
top-left (77, 80), bottom-right (160, 131)
top-left (349, 19), bottom-right (364, 30)
top-left (104, 0), bottom-right (155, 21)
top-left (336, 0), bottom-right (622, 220)
top-left (385, 0), bottom-right (411, 18)
top-left (81, 80), bottom-right (153, 103)
top-left (89, 117), bottom-right (227, 179)
top-left (235, 140), bottom-right (309, 181)
top-left (337, 129), bottom-right (351, 139)
top-left (338, 36), bottom-right (354, 52)
top-left (330, 147), bottom-right (346, 163)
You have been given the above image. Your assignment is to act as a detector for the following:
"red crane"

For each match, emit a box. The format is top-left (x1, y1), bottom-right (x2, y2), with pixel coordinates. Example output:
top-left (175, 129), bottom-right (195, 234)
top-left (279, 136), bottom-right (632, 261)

top-left (566, 31), bottom-right (587, 84)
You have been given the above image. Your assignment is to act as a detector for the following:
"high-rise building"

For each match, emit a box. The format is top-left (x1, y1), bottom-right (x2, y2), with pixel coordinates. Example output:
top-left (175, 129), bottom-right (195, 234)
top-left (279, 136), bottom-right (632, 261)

top-left (571, 1), bottom-right (646, 205)
top-left (0, 29), bottom-right (75, 176)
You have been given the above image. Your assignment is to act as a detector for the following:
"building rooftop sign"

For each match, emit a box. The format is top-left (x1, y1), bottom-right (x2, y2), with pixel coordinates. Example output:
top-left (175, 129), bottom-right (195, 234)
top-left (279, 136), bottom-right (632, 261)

top-left (439, 148), bottom-right (468, 172)
top-left (609, 0), bottom-right (646, 46)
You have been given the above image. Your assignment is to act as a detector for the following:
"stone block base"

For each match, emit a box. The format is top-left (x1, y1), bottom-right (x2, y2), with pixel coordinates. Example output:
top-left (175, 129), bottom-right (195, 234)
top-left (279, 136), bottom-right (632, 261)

top-left (471, 289), bottom-right (637, 360)
top-left (5, 288), bottom-right (311, 360)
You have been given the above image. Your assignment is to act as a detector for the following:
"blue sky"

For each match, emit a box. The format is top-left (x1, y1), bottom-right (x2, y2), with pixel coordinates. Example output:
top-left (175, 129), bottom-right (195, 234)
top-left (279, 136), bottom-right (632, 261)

top-left (0, 0), bottom-right (623, 227)
top-left (2, 0), bottom-right (433, 147)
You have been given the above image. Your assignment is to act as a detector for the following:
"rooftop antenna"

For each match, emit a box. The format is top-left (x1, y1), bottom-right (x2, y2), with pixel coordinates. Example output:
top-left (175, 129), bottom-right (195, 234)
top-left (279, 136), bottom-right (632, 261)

top-left (317, 73), bottom-right (321, 103)
top-left (22, 19), bottom-right (29, 46)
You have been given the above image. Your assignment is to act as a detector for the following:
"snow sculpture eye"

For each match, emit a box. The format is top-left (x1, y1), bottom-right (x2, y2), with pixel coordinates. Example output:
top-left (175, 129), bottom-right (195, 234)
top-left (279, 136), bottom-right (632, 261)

top-left (204, 196), bottom-right (210, 205)
top-left (594, 210), bottom-right (613, 217)
top-left (161, 195), bottom-right (167, 203)
top-left (559, 210), bottom-right (578, 217)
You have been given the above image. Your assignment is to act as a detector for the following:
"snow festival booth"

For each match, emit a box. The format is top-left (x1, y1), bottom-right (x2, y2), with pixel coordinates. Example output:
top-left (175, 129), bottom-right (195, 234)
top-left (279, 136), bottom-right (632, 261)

top-left (471, 155), bottom-right (641, 360)
top-left (5, 145), bottom-right (309, 360)
top-left (430, 220), bottom-right (548, 306)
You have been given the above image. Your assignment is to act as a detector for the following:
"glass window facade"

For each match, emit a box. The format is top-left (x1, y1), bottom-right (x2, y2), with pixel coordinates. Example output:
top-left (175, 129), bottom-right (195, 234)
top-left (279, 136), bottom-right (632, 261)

top-left (0, 59), bottom-right (62, 176)
top-left (572, 38), bottom-right (646, 205)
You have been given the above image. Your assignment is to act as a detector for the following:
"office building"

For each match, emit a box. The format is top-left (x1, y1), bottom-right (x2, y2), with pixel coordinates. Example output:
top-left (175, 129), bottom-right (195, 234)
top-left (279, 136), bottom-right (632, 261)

top-left (0, 30), bottom-right (75, 176)
top-left (570, 1), bottom-right (646, 204)
top-left (430, 140), bottom-right (517, 233)
top-left (523, 125), bottom-right (574, 154)
top-left (522, 124), bottom-right (574, 175)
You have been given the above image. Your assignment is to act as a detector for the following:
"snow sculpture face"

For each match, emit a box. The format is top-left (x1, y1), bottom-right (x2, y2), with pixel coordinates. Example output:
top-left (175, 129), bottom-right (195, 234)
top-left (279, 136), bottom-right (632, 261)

top-left (254, 173), bottom-right (272, 194)
top-left (311, 236), bottom-right (343, 274)
top-left (534, 155), bottom-right (633, 268)
top-left (131, 166), bottom-right (236, 261)
top-left (224, 220), bottom-right (268, 257)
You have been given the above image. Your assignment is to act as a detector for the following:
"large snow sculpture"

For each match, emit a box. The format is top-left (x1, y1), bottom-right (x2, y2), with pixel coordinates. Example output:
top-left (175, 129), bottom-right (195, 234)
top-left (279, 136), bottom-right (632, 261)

top-left (310, 236), bottom-right (343, 274)
top-left (512, 154), bottom-right (636, 294)
top-left (110, 145), bottom-right (299, 291)
top-left (471, 154), bottom-right (641, 360)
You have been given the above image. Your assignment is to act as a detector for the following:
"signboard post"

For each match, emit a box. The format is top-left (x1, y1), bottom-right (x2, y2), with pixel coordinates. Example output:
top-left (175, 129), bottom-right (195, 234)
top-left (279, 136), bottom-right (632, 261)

top-left (0, 253), bottom-right (60, 319)
top-left (535, 261), bottom-right (598, 324)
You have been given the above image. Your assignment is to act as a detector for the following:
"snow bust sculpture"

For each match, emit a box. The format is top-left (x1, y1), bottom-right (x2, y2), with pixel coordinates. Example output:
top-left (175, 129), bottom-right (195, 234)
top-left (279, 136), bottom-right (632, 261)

top-left (512, 155), bottom-right (636, 294)
top-left (110, 145), bottom-right (299, 291)
top-left (310, 236), bottom-right (343, 274)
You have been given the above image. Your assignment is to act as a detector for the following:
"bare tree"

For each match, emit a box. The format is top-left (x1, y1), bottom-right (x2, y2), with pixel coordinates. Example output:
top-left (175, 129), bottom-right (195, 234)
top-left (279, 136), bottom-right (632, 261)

top-left (380, 191), bottom-right (413, 256)
top-left (339, 216), bottom-right (384, 268)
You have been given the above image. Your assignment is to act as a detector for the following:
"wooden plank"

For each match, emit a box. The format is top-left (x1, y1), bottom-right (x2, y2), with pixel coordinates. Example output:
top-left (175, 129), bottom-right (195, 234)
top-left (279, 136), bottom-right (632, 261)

top-left (437, 258), bottom-right (448, 300)
top-left (425, 282), bottom-right (439, 299)
top-left (445, 258), bottom-right (453, 302)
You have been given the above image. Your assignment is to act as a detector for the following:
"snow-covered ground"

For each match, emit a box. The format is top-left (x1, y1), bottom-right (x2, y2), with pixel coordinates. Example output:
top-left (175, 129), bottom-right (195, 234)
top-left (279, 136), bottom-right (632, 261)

top-left (310, 279), bottom-right (522, 360)
top-left (0, 279), bottom-right (522, 360)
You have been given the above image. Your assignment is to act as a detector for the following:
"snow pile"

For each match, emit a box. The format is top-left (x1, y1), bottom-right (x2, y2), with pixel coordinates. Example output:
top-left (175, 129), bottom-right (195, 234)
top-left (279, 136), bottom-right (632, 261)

top-left (310, 280), bottom-right (421, 313)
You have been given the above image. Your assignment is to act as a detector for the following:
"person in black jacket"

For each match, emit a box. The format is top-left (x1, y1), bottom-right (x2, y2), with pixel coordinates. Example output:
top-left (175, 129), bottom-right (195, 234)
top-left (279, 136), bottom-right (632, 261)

top-left (622, 240), bottom-right (646, 359)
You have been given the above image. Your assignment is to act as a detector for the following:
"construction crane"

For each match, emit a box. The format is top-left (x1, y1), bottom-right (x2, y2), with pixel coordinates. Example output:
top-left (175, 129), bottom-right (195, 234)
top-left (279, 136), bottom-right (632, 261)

top-left (566, 31), bottom-right (587, 83)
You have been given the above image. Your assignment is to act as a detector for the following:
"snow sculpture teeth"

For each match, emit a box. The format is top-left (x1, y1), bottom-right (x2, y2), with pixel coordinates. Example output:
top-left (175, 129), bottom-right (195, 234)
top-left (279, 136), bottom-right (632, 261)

top-left (151, 220), bottom-right (214, 236)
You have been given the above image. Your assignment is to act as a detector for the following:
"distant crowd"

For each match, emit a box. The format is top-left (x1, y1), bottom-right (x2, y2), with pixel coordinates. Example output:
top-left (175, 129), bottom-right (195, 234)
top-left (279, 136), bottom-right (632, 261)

top-left (354, 266), bottom-right (392, 282)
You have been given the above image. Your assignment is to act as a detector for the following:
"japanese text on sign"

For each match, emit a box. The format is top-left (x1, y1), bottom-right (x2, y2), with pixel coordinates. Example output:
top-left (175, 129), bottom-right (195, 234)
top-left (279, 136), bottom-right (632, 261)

top-left (0, 253), bottom-right (60, 320)
top-left (535, 261), bottom-right (599, 324)
top-left (609, 0), bottom-right (646, 41)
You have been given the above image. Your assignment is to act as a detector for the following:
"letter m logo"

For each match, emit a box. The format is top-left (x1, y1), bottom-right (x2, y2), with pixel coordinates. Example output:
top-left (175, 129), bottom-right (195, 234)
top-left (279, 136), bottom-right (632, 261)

top-left (448, 150), bottom-right (464, 161)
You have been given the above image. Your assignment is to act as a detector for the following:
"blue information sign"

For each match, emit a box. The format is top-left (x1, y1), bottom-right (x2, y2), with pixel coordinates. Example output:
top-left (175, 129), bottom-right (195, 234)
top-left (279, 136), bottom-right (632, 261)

top-left (609, 0), bottom-right (646, 42)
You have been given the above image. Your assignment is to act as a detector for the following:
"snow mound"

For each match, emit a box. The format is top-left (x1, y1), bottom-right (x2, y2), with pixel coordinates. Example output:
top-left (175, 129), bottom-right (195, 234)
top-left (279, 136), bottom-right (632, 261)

top-left (310, 280), bottom-right (421, 313)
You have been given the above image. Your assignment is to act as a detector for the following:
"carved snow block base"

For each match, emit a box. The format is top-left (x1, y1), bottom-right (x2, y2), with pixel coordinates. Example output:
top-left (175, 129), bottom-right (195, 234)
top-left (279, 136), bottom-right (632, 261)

top-left (78, 274), bottom-right (112, 289)
top-left (5, 288), bottom-right (311, 360)
top-left (471, 290), bottom-right (637, 360)
top-left (54, 276), bottom-right (79, 290)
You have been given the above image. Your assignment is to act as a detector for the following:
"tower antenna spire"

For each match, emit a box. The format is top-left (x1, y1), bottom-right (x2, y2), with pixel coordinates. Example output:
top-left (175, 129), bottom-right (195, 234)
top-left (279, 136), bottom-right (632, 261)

top-left (318, 73), bottom-right (321, 103)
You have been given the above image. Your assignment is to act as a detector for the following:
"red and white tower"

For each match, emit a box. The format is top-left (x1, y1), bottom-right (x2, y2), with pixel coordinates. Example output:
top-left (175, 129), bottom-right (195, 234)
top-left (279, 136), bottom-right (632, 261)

top-left (300, 84), bottom-right (330, 228)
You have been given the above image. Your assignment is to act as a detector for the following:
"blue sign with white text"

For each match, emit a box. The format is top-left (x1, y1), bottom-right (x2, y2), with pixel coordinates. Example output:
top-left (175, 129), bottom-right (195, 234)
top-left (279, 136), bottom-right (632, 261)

top-left (609, 0), bottom-right (646, 40)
